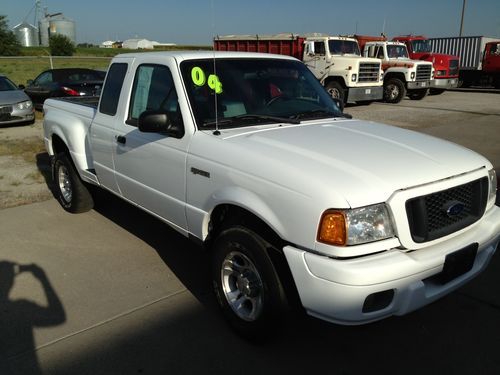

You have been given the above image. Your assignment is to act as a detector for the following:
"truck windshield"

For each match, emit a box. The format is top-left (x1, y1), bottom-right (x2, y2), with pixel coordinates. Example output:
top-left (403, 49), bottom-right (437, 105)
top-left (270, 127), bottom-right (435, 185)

top-left (411, 40), bottom-right (432, 53)
top-left (387, 45), bottom-right (409, 58)
top-left (328, 40), bottom-right (361, 56)
top-left (180, 58), bottom-right (343, 130)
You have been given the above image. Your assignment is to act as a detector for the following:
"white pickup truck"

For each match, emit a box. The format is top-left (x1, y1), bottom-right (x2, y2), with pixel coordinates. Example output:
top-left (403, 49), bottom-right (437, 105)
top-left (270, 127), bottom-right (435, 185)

top-left (43, 51), bottom-right (500, 338)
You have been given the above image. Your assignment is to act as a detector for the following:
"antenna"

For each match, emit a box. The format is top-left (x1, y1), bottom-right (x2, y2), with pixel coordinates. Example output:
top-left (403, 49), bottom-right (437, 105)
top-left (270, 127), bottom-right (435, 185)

top-left (211, 0), bottom-right (220, 136)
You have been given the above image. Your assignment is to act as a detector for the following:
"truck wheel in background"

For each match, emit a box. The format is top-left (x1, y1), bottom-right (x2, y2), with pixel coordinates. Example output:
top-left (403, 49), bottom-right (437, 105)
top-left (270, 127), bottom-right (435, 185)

top-left (408, 89), bottom-right (429, 100)
top-left (325, 81), bottom-right (345, 104)
top-left (211, 226), bottom-right (288, 340)
top-left (429, 88), bottom-right (445, 95)
top-left (383, 78), bottom-right (406, 103)
top-left (53, 153), bottom-right (94, 213)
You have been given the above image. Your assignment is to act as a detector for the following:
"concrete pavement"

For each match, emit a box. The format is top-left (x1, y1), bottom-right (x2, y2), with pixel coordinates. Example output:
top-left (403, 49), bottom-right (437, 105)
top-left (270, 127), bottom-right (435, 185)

top-left (1, 193), bottom-right (500, 374)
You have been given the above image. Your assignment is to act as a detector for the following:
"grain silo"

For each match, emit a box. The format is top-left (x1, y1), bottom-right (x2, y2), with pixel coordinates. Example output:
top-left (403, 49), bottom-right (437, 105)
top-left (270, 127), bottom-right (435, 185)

top-left (39, 12), bottom-right (76, 46)
top-left (49, 13), bottom-right (76, 43)
top-left (13, 22), bottom-right (40, 47)
top-left (38, 16), bottom-right (50, 46)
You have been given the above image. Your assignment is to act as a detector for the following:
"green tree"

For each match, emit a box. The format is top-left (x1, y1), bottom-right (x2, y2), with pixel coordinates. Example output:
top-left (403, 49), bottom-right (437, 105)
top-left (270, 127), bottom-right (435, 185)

top-left (49, 34), bottom-right (76, 56)
top-left (0, 15), bottom-right (21, 56)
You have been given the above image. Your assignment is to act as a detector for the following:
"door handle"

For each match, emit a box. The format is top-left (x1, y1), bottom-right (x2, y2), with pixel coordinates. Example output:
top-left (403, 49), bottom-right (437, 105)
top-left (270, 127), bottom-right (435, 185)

top-left (116, 135), bottom-right (126, 145)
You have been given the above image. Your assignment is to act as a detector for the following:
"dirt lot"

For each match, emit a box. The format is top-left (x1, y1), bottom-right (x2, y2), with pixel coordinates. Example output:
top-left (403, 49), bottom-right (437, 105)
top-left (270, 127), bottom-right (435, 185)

top-left (0, 90), bottom-right (498, 209)
top-left (0, 120), bottom-right (52, 209)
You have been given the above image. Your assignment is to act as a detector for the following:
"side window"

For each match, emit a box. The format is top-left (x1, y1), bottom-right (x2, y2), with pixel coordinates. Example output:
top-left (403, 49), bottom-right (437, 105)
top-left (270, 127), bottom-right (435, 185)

top-left (377, 47), bottom-right (385, 59)
top-left (35, 71), bottom-right (53, 85)
top-left (99, 63), bottom-right (128, 116)
top-left (314, 42), bottom-right (326, 56)
top-left (127, 64), bottom-right (182, 129)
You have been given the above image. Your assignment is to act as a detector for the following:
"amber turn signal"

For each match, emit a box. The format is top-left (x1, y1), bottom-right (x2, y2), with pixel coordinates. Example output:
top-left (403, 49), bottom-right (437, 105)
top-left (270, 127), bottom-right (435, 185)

top-left (317, 210), bottom-right (347, 246)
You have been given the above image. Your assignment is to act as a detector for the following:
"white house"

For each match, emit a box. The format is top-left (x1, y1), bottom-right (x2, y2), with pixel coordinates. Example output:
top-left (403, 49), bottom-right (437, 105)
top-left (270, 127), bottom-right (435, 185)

top-left (122, 38), bottom-right (155, 49)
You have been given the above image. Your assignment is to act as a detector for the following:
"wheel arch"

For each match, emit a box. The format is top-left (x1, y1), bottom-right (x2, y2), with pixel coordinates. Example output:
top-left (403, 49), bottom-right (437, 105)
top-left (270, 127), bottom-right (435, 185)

top-left (323, 76), bottom-right (347, 88)
top-left (203, 199), bottom-right (303, 312)
top-left (383, 71), bottom-right (406, 83)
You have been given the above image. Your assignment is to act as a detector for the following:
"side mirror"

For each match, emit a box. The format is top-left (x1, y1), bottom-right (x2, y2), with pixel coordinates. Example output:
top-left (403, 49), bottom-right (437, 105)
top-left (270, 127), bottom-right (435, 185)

top-left (18, 84), bottom-right (26, 90)
top-left (138, 110), bottom-right (184, 138)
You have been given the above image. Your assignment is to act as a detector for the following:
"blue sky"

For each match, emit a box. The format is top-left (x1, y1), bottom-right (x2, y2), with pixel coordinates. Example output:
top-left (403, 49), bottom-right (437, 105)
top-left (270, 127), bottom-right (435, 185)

top-left (3, 0), bottom-right (500, 45)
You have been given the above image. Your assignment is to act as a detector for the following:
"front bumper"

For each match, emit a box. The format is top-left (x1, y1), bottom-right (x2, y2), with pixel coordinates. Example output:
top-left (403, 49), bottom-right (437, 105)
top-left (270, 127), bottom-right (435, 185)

top-left (284, 205), bottom-right (500, 325)
top-left (407, 80), bottom-right (430, 90)
top-left (346, 86), bottom-right (383, 102)
top-left (431, 78), bottom-right (458, 89)
top-left (0, 105), bottom-right (35, 125)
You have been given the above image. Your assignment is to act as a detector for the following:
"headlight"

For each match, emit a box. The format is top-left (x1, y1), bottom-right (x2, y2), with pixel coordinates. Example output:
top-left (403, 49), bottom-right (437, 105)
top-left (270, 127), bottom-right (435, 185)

top-left (435, 70), bottom-right (446, 77)
top-left (410, 72), bottom-right (415, 80)
top-left (488, 169), bottom-right (497, 205)
top-left (351, 74), bottom-right (357, 82)
top-left (318, 203), bottom-right (395, 246)
top-left (16, 100), bottom-right (33, 110)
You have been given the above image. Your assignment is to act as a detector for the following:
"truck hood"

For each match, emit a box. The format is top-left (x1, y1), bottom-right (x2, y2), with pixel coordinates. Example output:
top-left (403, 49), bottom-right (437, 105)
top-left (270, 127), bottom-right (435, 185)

top-left (215, 119), bottom-right (489, 208)
top-left (413, 52), bottom-right (459, 64)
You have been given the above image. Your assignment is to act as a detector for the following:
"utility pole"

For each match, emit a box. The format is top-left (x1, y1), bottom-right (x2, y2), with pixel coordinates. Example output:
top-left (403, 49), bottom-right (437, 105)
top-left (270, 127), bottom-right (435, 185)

top-left (459, 0), bottom-right (467, 37)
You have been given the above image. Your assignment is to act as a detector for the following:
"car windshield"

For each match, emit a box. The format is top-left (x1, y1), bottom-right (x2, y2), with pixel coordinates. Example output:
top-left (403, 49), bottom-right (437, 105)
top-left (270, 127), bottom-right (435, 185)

top-left (329, 40), bottom-right (361, 56)
top-left (0, 77), bottom-right (18, 91)
top-left (387, 45), bottom-right (409, 58)
top-left (180, 58), bottom-right (342, 130)
top-left (411, 40), bottom-right (432, 53)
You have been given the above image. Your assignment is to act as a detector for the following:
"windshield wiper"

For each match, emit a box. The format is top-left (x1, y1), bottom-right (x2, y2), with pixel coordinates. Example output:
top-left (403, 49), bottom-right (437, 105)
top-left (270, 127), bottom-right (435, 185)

top-left (291, 109), bottom-right (339, 120)
top-left (203, 114), bottom-right (300, 127)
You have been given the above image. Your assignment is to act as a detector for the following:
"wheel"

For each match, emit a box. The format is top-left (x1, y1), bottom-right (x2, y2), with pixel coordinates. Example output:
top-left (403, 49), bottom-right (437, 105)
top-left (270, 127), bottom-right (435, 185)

top-left (325, 81), bottom-right (345, 104)
top-left (53, 152), bottom-right (94, 213)
top-left (408, 88), bottom-right (429, 100)
top-left (429, 88), bottom-right (445, 95)
top-left (211, 226), bottom-right (287, 340)
top-left (383, 78), bottom-right (406, 103)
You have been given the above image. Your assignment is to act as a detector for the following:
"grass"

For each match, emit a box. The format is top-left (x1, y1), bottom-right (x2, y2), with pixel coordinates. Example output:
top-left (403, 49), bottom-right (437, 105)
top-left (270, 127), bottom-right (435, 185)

top-left (0, 137), bottom-right (46, 164)
top-left (1, 45), bottom-right (212, 86)
top-left (0, 57), bottom-right (111, 86)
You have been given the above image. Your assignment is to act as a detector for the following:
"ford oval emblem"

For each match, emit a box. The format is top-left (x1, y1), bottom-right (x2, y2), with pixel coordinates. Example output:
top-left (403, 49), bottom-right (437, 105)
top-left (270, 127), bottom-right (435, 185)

top-left (443, 201), bottom-right (465, 217)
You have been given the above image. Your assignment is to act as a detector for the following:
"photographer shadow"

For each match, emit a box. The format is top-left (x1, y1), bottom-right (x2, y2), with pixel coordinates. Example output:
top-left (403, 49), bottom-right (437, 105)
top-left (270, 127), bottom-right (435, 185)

top-left (0, 261), bottom-right (66, 375)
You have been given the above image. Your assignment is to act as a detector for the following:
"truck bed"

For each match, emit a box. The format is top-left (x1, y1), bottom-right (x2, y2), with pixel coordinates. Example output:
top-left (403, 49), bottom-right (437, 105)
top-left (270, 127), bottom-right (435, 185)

top-left (55, 96), bottom-right (100, 109)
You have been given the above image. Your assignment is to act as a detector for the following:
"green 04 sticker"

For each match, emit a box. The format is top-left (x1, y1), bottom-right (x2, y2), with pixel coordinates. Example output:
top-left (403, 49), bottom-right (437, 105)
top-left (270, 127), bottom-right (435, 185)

top-left (191, 67), bottom-right (223, 94)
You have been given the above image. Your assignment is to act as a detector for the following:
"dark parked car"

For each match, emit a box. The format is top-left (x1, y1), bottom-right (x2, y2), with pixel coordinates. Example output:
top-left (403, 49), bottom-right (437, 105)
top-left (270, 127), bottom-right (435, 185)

top-left (0, 75), bottom-right (35, 126)
top-left (25, 68), bottom-right (106, 110)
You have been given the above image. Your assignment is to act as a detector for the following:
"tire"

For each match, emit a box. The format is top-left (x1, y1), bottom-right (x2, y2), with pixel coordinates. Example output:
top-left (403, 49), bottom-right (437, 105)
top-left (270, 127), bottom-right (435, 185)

top-left (429, 88), bottom-right (445, 95)
top-left (408, 88), bottom-right (429, 100)
top-left (325, 81), bottom-right (345, 104)
top-left (383, 78), bottom-right (406, 103)
top-left (211, 226), bottom-right (287, 340)
top-left (53, 152), bottom-right (94, 213)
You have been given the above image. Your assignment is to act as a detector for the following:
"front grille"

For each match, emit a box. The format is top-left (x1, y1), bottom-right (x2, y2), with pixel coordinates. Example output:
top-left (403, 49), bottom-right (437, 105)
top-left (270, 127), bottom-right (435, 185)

top-left (406, 177), bottom-right (488, 243)
top-left (416, 64), bottom-right (432, 81)
top-left (0, 105), bottom-right (13, 114)
top-left (358, 62), bottom-right (380, 82)
top-left (448, 59), bottom-right (459, 76)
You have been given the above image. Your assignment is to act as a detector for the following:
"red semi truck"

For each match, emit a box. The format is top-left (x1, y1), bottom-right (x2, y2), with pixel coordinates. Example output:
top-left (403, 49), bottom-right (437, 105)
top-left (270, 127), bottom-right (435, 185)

top-left (214, 33), bottom-right (384, 104)
top-left (428, 36), bottom-right (500, 89)
top-left (393, 35), bottom-right (459, 94)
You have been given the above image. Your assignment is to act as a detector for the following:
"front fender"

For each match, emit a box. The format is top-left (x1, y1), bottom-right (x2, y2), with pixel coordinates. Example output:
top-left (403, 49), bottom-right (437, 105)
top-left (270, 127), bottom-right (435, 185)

top-left (187, 185), bottom-right (288, 243)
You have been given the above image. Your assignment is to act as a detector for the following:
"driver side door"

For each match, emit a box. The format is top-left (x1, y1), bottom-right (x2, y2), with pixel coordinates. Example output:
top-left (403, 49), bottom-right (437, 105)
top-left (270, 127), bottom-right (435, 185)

top-left (112, 62), bottom-right (189, 232)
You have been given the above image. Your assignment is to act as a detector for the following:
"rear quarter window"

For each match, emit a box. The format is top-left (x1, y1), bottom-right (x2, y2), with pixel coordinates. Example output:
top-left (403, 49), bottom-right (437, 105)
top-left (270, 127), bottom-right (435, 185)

top-left (99, 63), bottom-right (128, 116)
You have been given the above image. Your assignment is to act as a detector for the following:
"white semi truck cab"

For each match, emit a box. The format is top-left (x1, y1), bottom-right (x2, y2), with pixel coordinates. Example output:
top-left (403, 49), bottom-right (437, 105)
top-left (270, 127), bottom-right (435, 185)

top-left (362, 40), bottom-right (434, 103)
top-left (301, 35), bottom-right (384, 104)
